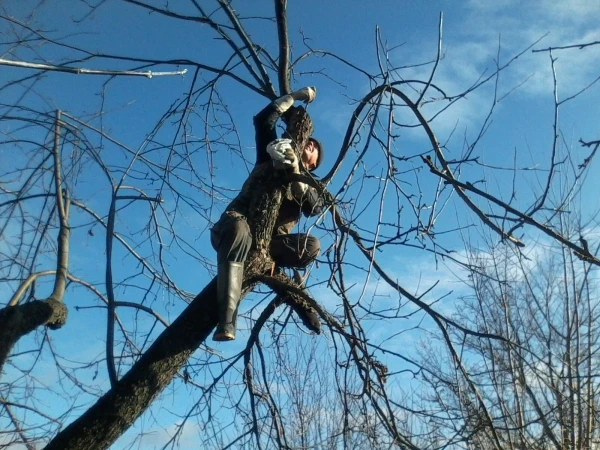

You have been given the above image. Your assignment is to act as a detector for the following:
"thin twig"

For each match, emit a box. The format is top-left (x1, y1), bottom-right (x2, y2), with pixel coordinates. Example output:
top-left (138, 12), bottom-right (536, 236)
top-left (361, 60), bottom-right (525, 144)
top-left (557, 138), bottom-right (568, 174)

top-left (0, 58), bottom-right (187, 77)
top-left (532, 40), bottom-right (600, 53)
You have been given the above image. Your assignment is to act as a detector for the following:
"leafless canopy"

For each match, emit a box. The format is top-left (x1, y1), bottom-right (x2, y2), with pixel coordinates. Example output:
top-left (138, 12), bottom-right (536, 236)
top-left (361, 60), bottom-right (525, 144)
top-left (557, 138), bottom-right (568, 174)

top-left (1, 2), bottom-right (600, 449)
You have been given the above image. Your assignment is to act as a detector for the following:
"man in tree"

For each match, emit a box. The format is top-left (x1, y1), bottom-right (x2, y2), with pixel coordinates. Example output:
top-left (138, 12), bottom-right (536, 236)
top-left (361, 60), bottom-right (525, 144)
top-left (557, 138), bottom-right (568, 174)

top-left (211, 87), bottom-right (325, 341)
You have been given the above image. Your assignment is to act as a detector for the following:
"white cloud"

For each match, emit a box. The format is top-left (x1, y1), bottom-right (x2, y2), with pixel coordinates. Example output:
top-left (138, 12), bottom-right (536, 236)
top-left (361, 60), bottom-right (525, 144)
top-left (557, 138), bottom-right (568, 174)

top-left (388, 1), bottom-right (600, 140)
top-left (462, 1), bottom-right (600, 95)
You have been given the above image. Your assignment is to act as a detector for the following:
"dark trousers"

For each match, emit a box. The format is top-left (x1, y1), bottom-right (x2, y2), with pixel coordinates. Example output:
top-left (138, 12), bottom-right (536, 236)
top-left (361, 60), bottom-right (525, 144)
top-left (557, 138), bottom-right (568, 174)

top-left (211, 212), bottom-right (322, 333)
top-left (211, 213), bottom-right (320, 267)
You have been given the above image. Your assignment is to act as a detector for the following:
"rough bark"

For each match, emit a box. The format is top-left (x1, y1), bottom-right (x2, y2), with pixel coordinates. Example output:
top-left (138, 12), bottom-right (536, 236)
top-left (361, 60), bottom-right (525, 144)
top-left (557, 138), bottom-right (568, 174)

top-left (0, 299), bottom-right (68, 371)
top-left (44, 107), bottom-right (313, 450)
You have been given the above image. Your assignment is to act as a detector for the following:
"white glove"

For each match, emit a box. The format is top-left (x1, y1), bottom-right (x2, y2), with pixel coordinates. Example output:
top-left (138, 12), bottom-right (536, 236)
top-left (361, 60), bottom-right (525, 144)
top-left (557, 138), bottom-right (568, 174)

top-left (273, 95), bottom-right (294, 114)
top-left (291, 86), bottom-right (317, 103)
top-left (273, 87), bottom-right (317, 114)
top-left (266, 139), bottom-right (298, 169)
top-left (283, 146), bottom-right (299, 170)
top-left (291, 181), bottom-right (309, 198)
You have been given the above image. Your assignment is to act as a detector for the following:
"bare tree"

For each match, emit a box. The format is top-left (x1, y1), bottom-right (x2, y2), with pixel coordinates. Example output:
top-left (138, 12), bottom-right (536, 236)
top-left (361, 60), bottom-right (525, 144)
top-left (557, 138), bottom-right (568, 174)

top-left (418, 215), bottom-right (600, 449)
top-left (411, 36), bottom-right (600, 449)
top-left (1, 2), bottom-right (600, 449)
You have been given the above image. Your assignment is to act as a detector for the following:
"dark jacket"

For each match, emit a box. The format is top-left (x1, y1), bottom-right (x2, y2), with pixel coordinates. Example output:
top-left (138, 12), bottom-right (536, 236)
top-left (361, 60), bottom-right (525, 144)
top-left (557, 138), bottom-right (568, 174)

top-left (225, 102), bottom-right (323, 235)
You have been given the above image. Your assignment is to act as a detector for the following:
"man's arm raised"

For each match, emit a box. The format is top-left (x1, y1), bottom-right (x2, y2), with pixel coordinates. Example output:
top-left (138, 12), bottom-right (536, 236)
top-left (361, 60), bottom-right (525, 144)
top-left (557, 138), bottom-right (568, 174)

top-left (254, 87), bottom-right (317, 164)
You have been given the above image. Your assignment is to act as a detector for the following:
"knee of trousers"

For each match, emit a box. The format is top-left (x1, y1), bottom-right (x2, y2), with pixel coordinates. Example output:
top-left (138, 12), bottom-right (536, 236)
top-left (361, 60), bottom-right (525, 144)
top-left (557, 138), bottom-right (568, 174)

top-left (229, 218), bottom-right (252, 245)
top-left (302, 235), bottom-right (321, 263)
top-left (228, 219), bottom-right (252, 261)
top-left (213, 215), bottom-right (252, 263)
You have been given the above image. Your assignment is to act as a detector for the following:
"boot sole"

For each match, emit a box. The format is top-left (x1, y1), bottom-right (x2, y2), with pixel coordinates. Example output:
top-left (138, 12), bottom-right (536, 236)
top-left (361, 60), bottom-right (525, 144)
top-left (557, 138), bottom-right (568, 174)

top-left (213, 332), bottom-right (236, 341)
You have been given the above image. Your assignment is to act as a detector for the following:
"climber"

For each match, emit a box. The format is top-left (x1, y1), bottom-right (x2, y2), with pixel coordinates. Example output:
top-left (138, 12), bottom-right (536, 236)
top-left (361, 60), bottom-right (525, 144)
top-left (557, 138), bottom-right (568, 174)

top-left (211, 87), bottom-right (324, 341)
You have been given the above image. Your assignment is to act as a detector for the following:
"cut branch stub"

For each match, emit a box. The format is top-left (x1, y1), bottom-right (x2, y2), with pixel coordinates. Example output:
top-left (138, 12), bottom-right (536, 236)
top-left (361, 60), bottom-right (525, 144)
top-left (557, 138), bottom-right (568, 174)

top-left (0, 299), bottom-right (68, 372)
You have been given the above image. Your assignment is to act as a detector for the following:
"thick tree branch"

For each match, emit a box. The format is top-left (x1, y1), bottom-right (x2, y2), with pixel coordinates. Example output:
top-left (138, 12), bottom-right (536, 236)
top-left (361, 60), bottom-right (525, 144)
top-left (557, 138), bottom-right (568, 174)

top-left (105, 191), bottom-right (118, 388)
top-left (50, 111), bottom-right (70, 305)
top-left (217, 0), bottom-right (277, 97)
top-left (274, 0), bottom-right (291, 95)
top-left (0, 300), bottom-right (68, 372)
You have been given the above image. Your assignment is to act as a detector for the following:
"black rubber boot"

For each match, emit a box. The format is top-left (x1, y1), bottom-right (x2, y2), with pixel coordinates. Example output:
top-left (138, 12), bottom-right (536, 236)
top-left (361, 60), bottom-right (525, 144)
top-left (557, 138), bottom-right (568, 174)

top-left (213, 261), bottom-right (244, 341)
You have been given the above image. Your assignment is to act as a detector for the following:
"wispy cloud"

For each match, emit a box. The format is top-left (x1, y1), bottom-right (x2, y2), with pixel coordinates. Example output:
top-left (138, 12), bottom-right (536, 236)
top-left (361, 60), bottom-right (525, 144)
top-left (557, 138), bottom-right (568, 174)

top-left (391, 1), bottom-right (600, 139)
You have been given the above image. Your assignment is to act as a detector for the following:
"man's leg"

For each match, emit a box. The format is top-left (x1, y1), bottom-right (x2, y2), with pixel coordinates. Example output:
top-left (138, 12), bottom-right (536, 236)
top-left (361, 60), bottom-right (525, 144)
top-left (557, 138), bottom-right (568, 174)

top-left (270, 234), bottom-right (321, 334)
top-left (269, 233), bottom-right (320, 268)
top-left (211, 214), bottom-right (252, 341)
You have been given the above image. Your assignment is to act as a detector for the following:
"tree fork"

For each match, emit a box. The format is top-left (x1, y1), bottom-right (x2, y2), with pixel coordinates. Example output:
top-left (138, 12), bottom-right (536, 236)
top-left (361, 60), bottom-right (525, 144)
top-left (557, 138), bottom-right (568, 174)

top-left (44, 106), bottom-right (313, 450)
top-left (0, 112), bottom-right (71, 374)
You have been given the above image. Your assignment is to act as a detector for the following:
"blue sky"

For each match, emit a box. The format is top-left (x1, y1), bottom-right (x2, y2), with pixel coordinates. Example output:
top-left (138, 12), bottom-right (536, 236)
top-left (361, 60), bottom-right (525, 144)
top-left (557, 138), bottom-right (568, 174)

top-left (1, 0), bottom-right (600, 448)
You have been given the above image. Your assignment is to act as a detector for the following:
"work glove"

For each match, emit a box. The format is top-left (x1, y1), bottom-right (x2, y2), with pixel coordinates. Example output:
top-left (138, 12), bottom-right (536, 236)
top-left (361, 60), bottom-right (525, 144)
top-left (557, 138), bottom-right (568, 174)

top-left (266, 138), bottom-right (298, 170)
top-left (283, 146), bottom-right (299, 171)
top-left (291, 180), bottom-right (309, 198)
top-left (273, 86), bottom-right (317, 113)
top-left (291, 86), bottom-right (317, 103)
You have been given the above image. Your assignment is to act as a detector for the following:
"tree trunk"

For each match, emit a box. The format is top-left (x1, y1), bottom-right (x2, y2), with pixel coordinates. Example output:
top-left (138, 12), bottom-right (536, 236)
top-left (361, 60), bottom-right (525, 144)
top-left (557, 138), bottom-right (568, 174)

top-left (44, 107), bottom-right (313, 450)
